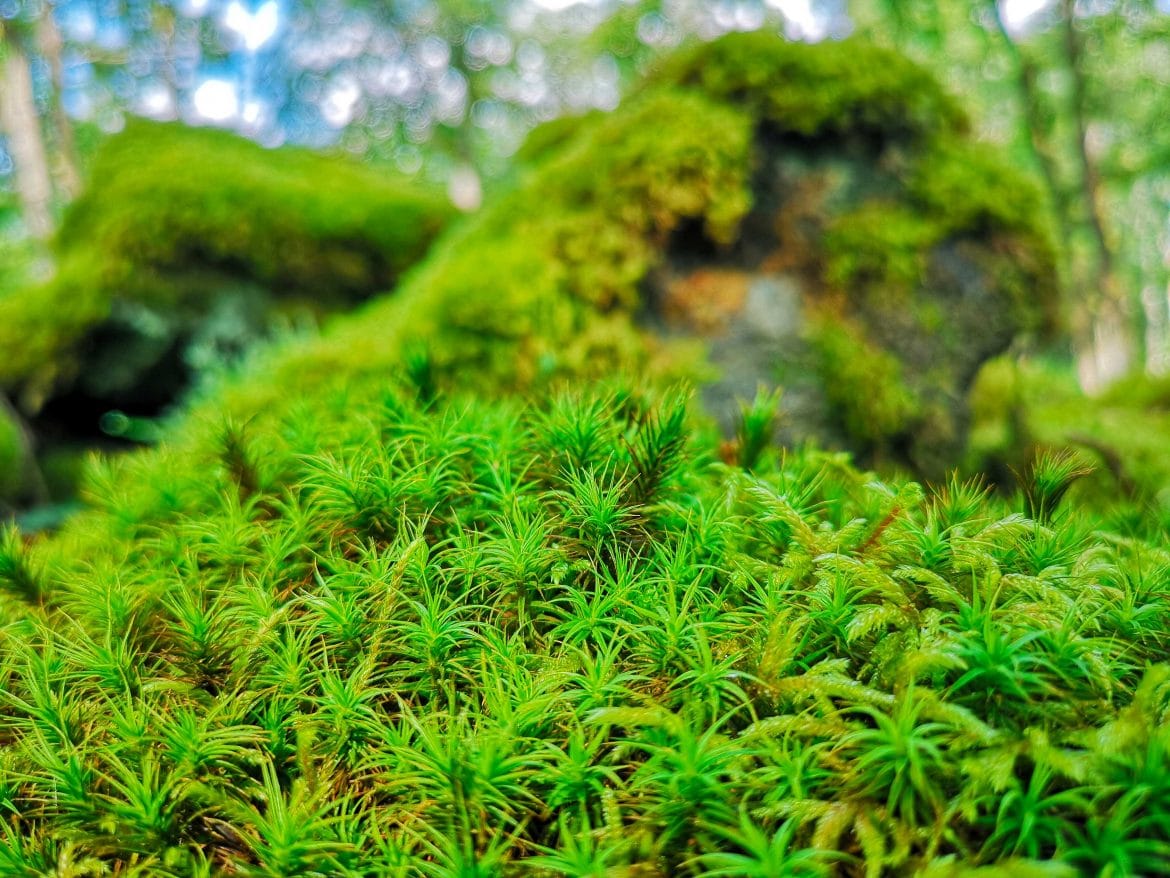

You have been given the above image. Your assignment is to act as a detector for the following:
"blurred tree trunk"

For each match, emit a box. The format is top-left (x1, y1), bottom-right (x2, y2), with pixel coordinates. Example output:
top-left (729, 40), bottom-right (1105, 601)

top-left (1058, 0), bottom-right (1131, 391)
top-left (0, 26), bottom-right (54, 241)
top-left (984, 0), bottom-right (1072, 257)
top-left (36, 4), bottom-right (81, 199)
top-left (858, 0), bottom-right (1142, 391)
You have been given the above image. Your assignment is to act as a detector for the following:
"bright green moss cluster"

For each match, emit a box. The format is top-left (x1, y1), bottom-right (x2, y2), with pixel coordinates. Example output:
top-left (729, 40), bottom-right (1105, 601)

top-left (0, 120), bottom-right (454, 397)
top-left (823, 202), bottom-right (940, 292)
top-left (1, 383), bottom-right (1168, 875)
top-left (397, 88), bottom-right (754, 385)
top-left (647, 30), bottom-right (967, 140)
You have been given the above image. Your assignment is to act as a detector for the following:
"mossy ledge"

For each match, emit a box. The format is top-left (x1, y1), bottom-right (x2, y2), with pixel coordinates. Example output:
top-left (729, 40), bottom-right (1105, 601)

top-left (0, 120), bottom-right (455, 409)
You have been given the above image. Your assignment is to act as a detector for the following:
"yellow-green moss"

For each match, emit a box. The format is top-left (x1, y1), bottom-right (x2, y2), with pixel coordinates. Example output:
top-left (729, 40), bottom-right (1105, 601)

top-left (809, 317), bottom-right (920, 446)
top-left (646, 32), bottom-right (968, 141)
top-left (0, 405), bottom-right (26, 502)
top-left (512, 110), bottom-right (605, 165)
top-left (823, 201), bottom-right (940, 291)
top-left (367, 88), bottom-right (755, 390)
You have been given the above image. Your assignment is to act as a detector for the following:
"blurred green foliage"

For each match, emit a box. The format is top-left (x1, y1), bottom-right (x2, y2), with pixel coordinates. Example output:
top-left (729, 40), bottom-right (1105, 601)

top-left (969, 356), bottom-right (1170, 532)
top-left (0, 192), bottom-right (39, 299)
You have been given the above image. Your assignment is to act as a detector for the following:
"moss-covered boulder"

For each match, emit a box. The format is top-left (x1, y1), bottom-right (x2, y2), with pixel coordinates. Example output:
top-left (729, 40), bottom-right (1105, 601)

top-left (214, 32), bottom-right (1055, 478)
top-left (636, 35), bottom-right (1058, 476)
top-left (0, 120), bottom-right (454, 418)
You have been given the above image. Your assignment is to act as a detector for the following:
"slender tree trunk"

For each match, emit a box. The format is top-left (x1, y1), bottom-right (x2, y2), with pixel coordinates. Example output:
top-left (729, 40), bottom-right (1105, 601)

top-left (1058, 0), bottom-right (1132, 390)
top-left (0, 29), bottom-right (55, 240)
top-left (36, 5), bottom-right (81, 199)
top-left (985, 1), bottom-right (1073, 257)
top-left (1142, 284), bottom-right (1169, 376)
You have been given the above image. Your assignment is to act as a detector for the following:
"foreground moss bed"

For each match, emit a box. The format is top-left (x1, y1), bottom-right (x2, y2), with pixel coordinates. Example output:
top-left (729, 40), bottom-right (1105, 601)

top-left (0, 383), bottom-right (1168, 876)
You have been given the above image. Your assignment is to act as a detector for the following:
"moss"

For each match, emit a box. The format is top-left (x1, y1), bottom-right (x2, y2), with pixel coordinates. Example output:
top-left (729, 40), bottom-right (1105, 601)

top-left (4, 41), bottom-right (1164, 868)
top-left (906, 138), bottom-right (1061, 333)
top-left (2, 33), bottom-right (1059, 506)
top-left (823, 201), bottom-right (940, 291)
top-left (349, 87), bottom-right (756, 392)
top-left (0, 41), bottom-right (1157, 873)
top-left (6, 380), bottom-right (1170, 872)
top-left (330, 34), bottom-right (1053, 406)
top-left (0, 404), bottom-right (25, 502)
top-left (6, 35), bottom-right (1056, 470)
top-left (808, 317), bottom-right (920, 446)
top-left (637, 35), bottom-right (1054, 469)
top-left (818, 140), bottom-right (1058, 334)
top-left (512, 109), bottom-right (605, 165)
top-left (966, 356), bottom-right (1028, 464)
top-left (0, 120), bottom-right (455, 394)
top-left (58, 120), bottom-right (453, 294)
top-left (647, 32), bottom-right (968, 141)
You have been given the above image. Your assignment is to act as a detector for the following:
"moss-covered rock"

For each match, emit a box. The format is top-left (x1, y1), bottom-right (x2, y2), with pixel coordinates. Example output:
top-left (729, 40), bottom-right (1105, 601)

top-left (0, 37), bottom-right (1163, 877)
top-left (0, 120), bottom-right (454, 413)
